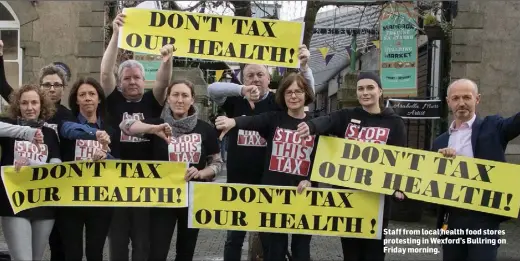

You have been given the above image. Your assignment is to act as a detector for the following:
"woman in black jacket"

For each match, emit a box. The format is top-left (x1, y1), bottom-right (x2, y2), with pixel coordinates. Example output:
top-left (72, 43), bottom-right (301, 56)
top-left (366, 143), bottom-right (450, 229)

top-left (296, 71), bottom-right (407, 261)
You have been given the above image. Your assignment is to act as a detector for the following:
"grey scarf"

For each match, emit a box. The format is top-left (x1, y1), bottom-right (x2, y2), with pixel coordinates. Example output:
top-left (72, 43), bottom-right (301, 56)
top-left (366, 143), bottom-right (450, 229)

top-left (161, 104), bottom-right (198, 137)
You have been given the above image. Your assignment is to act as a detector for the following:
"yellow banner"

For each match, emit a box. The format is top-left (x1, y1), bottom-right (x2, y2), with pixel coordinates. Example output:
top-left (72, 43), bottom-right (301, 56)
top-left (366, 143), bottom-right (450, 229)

top-left (311, 136), bottom-right (520, 218)
top-left (117, 8), bottom-right (304, 68)
top-left (188, 182), bottom-right (385, 239)
top-left (1, 160), bottom-right (188, 214)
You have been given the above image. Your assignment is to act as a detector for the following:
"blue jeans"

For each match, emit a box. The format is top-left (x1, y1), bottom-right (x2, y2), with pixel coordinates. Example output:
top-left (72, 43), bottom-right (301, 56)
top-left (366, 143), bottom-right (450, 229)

top-left (220, 137), bottom-right (228, 161)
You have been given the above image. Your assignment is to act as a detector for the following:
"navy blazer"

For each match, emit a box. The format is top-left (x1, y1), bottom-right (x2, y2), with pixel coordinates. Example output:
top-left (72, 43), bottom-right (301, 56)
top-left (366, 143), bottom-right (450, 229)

top-left (432, 112), bottom-right (520, 228)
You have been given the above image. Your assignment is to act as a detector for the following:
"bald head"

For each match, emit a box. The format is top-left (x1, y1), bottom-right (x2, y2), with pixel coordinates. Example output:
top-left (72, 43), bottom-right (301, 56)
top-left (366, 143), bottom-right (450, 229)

top-left (447, 79), bottom-right (479, 96)
top-left (446, 78), bottom-right (480, 124)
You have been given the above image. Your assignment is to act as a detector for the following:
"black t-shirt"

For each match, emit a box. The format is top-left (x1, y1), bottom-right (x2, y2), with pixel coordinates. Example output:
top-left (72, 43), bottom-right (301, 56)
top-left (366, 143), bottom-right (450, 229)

top-left (107, 90), bottom-right (163, 160)
top-left (143, 118), bottom-right (220, 178)
top-left (0, 118), bottom-right (61, 217)
top-left (221, 92), bottom-right (282, 184)
top-left (60, 116), bottom-right (121, 162)
top-left (235, 111), bottom-right (318, 187)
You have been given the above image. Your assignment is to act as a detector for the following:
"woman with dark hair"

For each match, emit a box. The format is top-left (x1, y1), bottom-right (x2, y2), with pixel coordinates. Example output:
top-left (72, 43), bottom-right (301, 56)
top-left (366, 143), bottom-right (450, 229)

top-left (119, 79), bottom-right (223, 261)
top-left (215, 72), bottom-right (317, 261)
top-left (0, 84), bottom-right (61, 261)
top-left (296, 71), bottom-right (407, 261)
top-left (58, 77), bottom-right (120, 261)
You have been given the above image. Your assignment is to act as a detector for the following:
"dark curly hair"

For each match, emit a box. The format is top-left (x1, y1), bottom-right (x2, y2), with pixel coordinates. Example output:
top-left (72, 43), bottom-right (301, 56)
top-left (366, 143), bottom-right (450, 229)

top-left (7, 84), bottom-right (56, 121)
top-left (68, 77), bottom-right (108, 123)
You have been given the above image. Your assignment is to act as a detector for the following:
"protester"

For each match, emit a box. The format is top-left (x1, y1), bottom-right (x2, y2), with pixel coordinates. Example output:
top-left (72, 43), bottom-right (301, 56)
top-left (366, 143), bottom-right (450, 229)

top-left (0, 84), bottom-right (61, 261)
top-left (100, 13), bottom-right (173, 261)
top-left (215, 72), bottom-right (316, 261)
top-left (207, 45), bottom-right (314, 261)
top-left (0, 40), bottom-right (74, 261)
top-left (433, 79), bottom-right (520, 261)
top-left (119, 79), bottom-right (223, 261)
top-left (0, 41), bottom-right (73, 137)
top-left (57, 77), bottom-right (118, 261)
top-left (296, 71), bottom-right (406, 261)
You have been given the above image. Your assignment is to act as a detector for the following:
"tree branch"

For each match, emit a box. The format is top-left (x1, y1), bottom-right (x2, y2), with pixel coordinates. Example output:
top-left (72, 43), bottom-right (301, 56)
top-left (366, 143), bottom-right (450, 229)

top-left (180, 0), bottom-right (205, 12)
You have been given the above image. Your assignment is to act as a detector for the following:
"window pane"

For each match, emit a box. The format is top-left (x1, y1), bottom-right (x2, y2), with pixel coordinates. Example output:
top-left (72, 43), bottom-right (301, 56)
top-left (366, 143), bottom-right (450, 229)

top-left (0, 4), bottom-right (14, 21)
top-left (4, 61), bottom-right (19, 90)
top-left (1, 30), bottom-right (18, 60)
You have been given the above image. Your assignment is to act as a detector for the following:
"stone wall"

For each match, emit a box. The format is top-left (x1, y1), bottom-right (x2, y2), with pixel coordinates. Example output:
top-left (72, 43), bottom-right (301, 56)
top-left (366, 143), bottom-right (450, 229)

top-left (450, 1), bottom-right (520, 162)
top-left (7, 1), bottom-right (104, 106)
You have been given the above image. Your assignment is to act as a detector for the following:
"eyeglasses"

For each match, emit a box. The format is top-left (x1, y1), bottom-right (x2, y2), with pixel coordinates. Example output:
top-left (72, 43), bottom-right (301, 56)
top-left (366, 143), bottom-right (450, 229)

top-left (285, 89), bottom-right (305, 97)
top-left (41, 82), bottom-right (64, 89)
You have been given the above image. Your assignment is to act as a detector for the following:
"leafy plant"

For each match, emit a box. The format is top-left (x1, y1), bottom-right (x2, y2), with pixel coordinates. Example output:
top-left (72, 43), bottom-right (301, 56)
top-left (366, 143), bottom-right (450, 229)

top-left (423, 13), bottom-right (438, 26)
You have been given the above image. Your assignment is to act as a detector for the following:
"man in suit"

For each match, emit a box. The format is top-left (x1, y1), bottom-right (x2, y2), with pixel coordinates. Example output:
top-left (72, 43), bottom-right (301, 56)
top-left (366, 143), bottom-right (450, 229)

top-left (432, 78), bottom-right (520, 261)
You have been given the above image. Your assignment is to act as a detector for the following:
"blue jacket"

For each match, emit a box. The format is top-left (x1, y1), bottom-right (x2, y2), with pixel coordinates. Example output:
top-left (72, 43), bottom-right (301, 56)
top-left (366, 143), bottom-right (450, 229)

top-left (432, 112), bottom-right (520, 229)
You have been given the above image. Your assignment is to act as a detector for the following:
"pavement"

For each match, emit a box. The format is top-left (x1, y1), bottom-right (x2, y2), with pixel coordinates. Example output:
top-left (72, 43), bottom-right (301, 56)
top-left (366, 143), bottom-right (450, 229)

top-left (2, 167), bottom-right (520, 261)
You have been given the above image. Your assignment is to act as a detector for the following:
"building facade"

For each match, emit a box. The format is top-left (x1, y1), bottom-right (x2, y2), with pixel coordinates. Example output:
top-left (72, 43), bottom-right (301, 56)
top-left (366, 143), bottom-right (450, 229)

top-left (451, 1), bottom-right (520, 163)
top-left (0, 1), bottom-right (104, 107)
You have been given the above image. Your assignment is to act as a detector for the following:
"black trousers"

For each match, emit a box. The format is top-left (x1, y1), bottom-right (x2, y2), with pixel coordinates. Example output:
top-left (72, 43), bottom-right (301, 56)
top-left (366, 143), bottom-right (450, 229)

top-left (442, 237), bottom-right (499, 261)
top-left (224, 231), bottom-right (269, 261)
top-left (147, 207), bottom-right (199, 261)
top-left (57, 207), bottom-right (113, 261)
top-left (341, 237), bottom-right (385, 261)
top-left (340, 218), bottom-right (388, 261)
top-left (49, 222), bottom-right (65, 261)
top-left (263, 232), bottom-right (311, 261)
top-left (109, 207), bottom-right (150, 261)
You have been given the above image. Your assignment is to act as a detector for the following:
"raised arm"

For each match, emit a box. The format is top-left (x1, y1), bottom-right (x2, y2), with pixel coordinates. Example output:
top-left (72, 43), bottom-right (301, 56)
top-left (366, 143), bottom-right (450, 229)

top-left (0, 41), bottom-right (14, 102)
top-left (298, 44), bottom-right (315, 93)
top-left (100, 14), bottom-right (124, 96)
top-left (152, 45), bottom-right (173, 106)
top-left (498, 112), bottom-right (520, 142)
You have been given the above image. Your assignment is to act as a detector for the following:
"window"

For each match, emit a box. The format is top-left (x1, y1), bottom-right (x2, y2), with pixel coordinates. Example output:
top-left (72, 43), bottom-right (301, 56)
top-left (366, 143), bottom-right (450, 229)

top-left (0, 1), bottom-right (20, 112)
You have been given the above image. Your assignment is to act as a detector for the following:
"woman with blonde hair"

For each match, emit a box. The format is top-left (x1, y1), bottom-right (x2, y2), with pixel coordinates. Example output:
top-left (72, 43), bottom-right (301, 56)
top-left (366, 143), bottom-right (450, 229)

top-left (0, 84), bottom-right (61, 261)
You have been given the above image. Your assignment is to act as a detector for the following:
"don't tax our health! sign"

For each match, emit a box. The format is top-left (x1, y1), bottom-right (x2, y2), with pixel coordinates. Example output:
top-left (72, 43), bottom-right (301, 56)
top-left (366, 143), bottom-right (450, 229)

top-left (118, 8), bottom-right (305, 68)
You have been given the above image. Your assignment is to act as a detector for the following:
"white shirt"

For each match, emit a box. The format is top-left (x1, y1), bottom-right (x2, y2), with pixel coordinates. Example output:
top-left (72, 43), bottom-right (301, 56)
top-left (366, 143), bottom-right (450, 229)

top-left (448, 114), bottom-right (476, 158)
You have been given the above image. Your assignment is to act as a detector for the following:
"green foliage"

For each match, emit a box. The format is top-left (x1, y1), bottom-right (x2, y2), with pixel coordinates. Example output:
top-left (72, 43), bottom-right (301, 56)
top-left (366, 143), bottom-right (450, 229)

top-left (423, 14), bottom-right (438, 26)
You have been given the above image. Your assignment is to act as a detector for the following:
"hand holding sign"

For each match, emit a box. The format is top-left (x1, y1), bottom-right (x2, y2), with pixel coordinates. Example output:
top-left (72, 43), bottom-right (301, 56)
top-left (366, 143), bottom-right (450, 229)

top-left (112, 13), bottom-right (125, 35)
top-left (32, 129), bottom-right (44, 145)
top-left (438, 147), bottom-right (457, 158)
top-left (297, 180), bottom-right (312, 194)
top-left (160, 44), bottom-right (174, 62)
top-left (92, 148), bottom-right (108, 161)
top-left (296, 122), bottom-right (310, 138)
top-left (215, 116), bottom-right (236, 141)
top-left (185, 166), bottom-right (200, 181)
top-left (14, 157), bottom-right (30, 172)
top-left (299, 44), bottom-right (310, 69)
